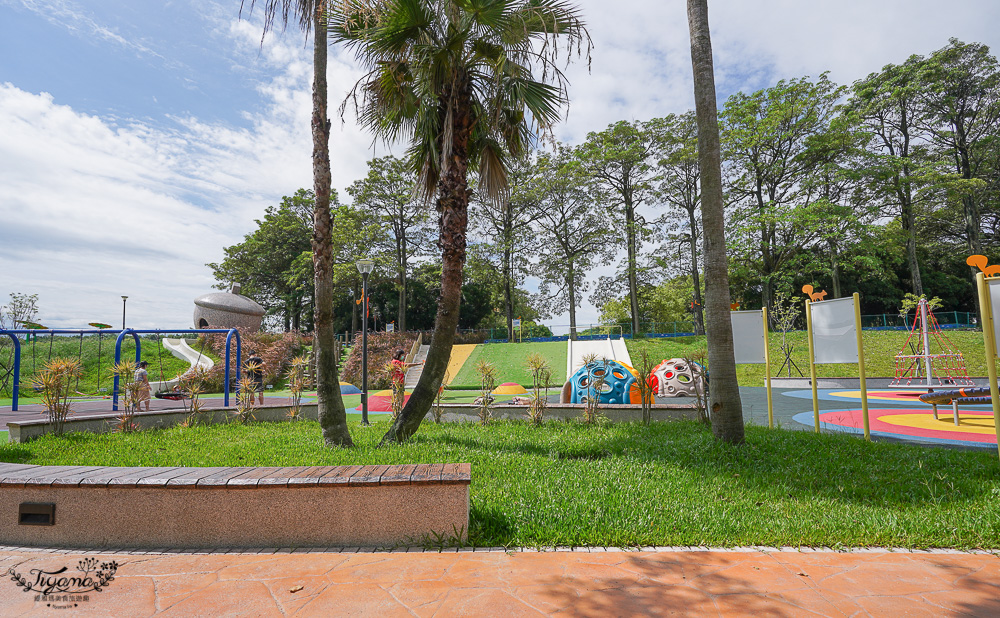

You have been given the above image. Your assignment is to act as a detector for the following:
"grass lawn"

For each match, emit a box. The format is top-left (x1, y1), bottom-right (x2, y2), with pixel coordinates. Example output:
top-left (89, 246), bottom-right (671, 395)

top-left (451, 341), bottom-right (567, 389)
top-left (627, 330), bottom-right (989, 386)
top-left (3, 419), bottom-right (998, 549)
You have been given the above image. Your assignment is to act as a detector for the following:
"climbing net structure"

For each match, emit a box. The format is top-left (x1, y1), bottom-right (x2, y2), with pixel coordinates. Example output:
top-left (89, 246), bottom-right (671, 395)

top-left (890, 298), bottom-right (974, 387)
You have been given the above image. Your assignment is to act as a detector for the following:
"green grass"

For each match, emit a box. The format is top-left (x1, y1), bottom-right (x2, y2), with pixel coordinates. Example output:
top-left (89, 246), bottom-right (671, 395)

top-left (627, 330), bottom-right (989, 386)
top-left (3, 419), bottom-right (998, 549)
top-left (3, 335), bottom-right (217, 396)
top-left (451, 341), bottom-right (567, 389)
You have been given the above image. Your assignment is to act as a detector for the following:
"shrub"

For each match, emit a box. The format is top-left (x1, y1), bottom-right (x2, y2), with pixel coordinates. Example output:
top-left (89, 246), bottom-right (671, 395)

top-left (340, 332), bottom-right (418, 390)
top-left (199, 329), bottom-right (308, 392)
top-left (525, 353), bottom-right (551, 426)
top-left (32, 358), bottom-right (81, 435)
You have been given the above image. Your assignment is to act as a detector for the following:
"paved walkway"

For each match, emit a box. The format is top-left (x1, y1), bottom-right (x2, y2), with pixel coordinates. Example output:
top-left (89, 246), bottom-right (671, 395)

top-left (0, 547), bottom-right (996, 616)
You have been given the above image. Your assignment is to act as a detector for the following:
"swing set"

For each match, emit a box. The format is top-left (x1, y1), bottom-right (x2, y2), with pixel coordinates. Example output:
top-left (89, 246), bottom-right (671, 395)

top-left (0, 327), bottom-right (241, 412)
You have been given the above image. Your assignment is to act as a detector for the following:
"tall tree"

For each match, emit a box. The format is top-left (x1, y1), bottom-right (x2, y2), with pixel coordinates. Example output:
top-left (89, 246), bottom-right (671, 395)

top-left (721, 74), bottom-right (844, 312)
top-left (209, 189), bottom-right (315, 330)
top-left (655, 111), bottom-right (704, 334)
top-left (844, 56), bottom-right (934, 295)
top-left (241, 0), bottom-right (353, 447)
top-left (687, 0), bottom-right (744, 444)
top-left (347, 155), bottom-right (433, 332)
top-left (470, 156), bottom-right (543, 341)
top-left (918, 39), bottom-right (1000, 280)
top-left (532, 145), bottom-right (611, 332)
top-left (578, 119), bottom-right (661, 335)
top-left (332, 0), bottom-right (589, 444)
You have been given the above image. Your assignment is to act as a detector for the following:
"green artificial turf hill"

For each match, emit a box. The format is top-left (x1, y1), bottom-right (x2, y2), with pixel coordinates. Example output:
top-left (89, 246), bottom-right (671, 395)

top-left (451, 341), bottom-right (568, 389)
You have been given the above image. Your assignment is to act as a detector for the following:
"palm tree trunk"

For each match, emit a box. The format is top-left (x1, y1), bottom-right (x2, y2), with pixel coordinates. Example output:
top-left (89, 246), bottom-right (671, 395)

top-left (687, 0), bottom-right (744, 444)
top-left (311, 3), bottom-right (352, 447)
top-left (381, 83), bottom-right (472, 445)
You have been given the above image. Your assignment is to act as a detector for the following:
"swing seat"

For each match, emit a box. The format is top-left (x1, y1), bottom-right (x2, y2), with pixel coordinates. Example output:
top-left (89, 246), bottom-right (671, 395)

top-left (154, 391), bottom-right (188, 401)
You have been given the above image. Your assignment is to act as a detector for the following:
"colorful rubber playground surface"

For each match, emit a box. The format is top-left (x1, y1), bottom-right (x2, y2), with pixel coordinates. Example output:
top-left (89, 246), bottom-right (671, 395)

top-left (783, 388), bottom-right (997, 448)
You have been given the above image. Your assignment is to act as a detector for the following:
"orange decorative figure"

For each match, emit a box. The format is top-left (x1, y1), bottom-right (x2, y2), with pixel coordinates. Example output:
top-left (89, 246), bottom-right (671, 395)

top-left (967, 255), bottom-right (1000, 278)
top-left (730, 302), bottom-right (741, 310)
top-left (801, 284), bottom-right (827, 302)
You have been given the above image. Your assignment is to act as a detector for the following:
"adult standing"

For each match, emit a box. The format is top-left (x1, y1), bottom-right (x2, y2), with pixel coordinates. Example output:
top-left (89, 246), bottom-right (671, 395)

top-left (134, 360), bottom-right (151, 412)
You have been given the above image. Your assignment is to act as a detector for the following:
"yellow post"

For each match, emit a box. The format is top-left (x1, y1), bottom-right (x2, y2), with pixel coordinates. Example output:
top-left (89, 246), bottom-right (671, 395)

top-left (975, 273), bottom-right (1000, 461)
top-left (805, 299), bottom-right (820, 432)
top-left (853, 292), bottom-right (870, 440)
top-left (762, 306), bottom-right (773, 429)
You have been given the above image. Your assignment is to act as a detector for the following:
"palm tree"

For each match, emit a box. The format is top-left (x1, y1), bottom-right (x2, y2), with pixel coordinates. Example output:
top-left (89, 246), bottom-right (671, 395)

top-left (332, 0), bottom-right (589, 444)
top-left (686, 0), bottom-right (744, 443)
top-left (241, 0), bottom-right (353, 447)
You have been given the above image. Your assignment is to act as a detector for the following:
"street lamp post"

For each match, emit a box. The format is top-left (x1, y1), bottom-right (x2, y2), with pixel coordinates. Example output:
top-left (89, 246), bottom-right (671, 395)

top-left (356, 259), bottom-right (374, 426)
top-left (121, 296), bottom-right (128, 330)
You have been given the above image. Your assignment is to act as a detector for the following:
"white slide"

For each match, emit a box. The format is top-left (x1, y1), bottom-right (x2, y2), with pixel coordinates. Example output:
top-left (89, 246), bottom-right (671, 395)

top-left (151, 337), bottom-right (215, 393)
top-left (566, 337), bottom-right (615, 378)
top-left (610, 337), bottom-right (632, 367)
top-left (566, 336), bottom-right (633, 378)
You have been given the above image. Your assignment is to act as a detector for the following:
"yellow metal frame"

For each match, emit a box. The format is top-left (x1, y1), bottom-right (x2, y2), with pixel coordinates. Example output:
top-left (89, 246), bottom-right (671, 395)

top-left (762, 307), bottom-right (774, 428)
top-left (975, 273), bottom-right (1000, 460)
top-left (805, 299), bottom-right (820, 432)
top-left (853, 292), bottom-right (870, 440)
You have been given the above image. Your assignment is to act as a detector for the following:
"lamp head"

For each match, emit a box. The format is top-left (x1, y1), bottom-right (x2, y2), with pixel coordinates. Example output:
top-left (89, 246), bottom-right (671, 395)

top-left (355, 259), bottom-right (374, 275)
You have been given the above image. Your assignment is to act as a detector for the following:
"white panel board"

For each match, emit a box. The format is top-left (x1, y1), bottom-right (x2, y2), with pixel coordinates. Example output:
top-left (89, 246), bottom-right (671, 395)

top-left (731, 310), bottom-right (766, 364)
top-left (989, 278), bottom-right (1000, 353)
top-left (810, 297), bottom-right (858, 364)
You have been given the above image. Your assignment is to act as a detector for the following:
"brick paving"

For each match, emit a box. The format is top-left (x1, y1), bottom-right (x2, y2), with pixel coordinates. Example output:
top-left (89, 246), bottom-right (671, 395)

top-left (0, 547), bottom-right (996, 616)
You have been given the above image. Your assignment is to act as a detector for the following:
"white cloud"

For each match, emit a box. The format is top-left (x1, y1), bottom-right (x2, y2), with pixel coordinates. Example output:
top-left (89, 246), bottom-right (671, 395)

top-left (0, 14), bottom-right (378, 330)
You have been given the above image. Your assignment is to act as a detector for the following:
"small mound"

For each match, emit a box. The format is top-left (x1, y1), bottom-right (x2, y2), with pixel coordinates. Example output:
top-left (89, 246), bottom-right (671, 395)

top-left (493, 382), bottom-right (527, 395)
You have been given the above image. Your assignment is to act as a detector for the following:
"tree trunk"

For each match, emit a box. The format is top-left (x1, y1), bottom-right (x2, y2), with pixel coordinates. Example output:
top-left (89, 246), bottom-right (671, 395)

top-left (381, 80), bottom-right (472, 445)
top-left (311, 3), bottom-right (352, 448)
top-left (625, 202), bottom-right (640, 336)
top-left (398, 233), bottom-right (408, 332)
top-left (504, 227), bottom-right (514, 341)
top-left (829, 239), bottom-right (841, 299)
top-left (567, 260), bottom-right (577, 333)
top-left (687, 0), bottom-right (744, 444)
top-left (900, 195), bottom-right (924, 295)
top-left (688, 208), bottom-right (704, 335)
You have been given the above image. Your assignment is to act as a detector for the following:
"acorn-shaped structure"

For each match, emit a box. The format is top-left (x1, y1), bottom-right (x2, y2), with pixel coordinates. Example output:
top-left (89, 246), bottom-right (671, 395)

top-left (193, 284), bottom-right (265, 333)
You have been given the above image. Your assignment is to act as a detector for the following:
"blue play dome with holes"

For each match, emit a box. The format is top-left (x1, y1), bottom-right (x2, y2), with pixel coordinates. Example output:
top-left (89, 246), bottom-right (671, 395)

top-left (564, 359), bottom-right (642, 404)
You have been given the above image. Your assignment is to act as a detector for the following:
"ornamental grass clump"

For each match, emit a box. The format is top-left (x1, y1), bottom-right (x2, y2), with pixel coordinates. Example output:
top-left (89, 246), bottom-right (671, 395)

top-left (110, 359), bottom-right (141, 433)
top-left (432, 370), bottom-right (449, 424)
top-left (525, 353), bottom-right (551, 426)
top-left (475, 359), bottom-right (498, 426)
top-left (178, 366), bottom-right (208, 426)
top-left (683, 351), bottom-right (710, 425)
top-left (32, 357), bottom-right (81, 435)
top-left (580, 354), bottom-right (607, 425)
top-left (234, 359), bottom-right (261, 424)
top-left (286, 354), bottom-right (310, 420)
top-left (633, 349), bottom-right (658, 426)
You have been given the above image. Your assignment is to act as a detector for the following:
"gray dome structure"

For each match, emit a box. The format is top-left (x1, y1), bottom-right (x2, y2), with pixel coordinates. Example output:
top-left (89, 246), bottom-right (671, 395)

top-left (193, 284), bottom-right (265, 333)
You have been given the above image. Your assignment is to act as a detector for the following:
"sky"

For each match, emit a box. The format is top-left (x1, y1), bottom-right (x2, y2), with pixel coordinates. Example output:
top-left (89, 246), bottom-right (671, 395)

top-left (2, 0), bottom-right (999, 332)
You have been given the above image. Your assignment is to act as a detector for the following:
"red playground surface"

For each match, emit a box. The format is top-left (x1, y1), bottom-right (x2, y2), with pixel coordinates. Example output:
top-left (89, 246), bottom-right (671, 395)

top-left (795, 408), bottom-right (997, 447)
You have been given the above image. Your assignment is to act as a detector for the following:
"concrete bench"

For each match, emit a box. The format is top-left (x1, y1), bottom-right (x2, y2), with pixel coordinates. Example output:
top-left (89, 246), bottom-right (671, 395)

top-left (0, 462), bottom-right (470, 550)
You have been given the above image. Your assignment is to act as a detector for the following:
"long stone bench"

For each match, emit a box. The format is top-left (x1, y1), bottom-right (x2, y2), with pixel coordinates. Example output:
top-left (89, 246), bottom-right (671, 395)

top-left (0, 462), bottom-right (470, 549)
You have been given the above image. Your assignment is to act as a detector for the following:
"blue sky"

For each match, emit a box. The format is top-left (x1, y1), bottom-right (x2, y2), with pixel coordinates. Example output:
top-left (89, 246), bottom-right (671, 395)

top-left (2, 0), bottom-right (1000, 330)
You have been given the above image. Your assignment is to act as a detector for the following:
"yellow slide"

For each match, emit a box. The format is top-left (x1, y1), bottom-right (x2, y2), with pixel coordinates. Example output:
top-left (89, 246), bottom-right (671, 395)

top-left (445, 344), bottom-right (477, 385)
